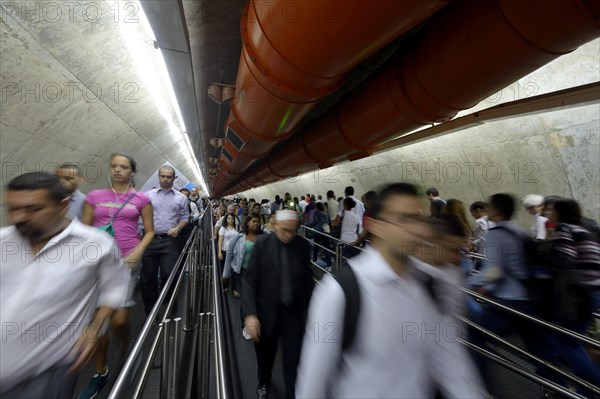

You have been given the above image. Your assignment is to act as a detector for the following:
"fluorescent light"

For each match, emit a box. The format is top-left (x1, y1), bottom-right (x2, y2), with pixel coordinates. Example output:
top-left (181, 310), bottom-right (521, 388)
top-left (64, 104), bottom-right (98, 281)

top-left (109, 0), bottom-right (207, 189)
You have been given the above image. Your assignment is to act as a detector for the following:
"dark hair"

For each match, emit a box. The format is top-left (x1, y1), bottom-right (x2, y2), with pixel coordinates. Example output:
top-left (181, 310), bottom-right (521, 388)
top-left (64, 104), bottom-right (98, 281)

top-left (426, 187), bottom-right (439, 197)
top-left (8, 172), bottom-right (68, 203)
top-left (110, 153), bottom-right (138, 173)
top-left (488, 193), bottom-right (515, 220)
top-left (439, 214), bottom-right (467, 238)
top-left (345, 186), bottom-right (355, 196)
top-left (316, 202), bottom-right (325, 212)
top-left (365, 190), bottom-right (378, 204)
top-left (343, 197), bottom-right (356, 210)
top-left (552, 198), bottom-right (582, 226)
top-left (371, 183), bottom-right (419, 219)
top-left (225, 212), bottom-right (237, 227)
top-left (58, 163), bottom-right (81, 175)
top-left (180, 188), bottom-right (190, 194)
top-left (543, 195), bottom-right (561, 208)
top-left (158, 165), bottom-right (176, 177)
top-left (327, 190), bottom-right (335, 199)
top-left (469, 201), bottom-right (487, 212)
top-left (243, 212), bottom-right (264, 235)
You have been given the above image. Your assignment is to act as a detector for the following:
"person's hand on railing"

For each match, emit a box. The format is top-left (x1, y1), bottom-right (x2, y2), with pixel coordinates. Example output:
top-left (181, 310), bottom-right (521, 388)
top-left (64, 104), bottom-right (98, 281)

top-left (244, 315), bottom-right (261, 343)
top-left (221, 276), bottom-right (230, 293)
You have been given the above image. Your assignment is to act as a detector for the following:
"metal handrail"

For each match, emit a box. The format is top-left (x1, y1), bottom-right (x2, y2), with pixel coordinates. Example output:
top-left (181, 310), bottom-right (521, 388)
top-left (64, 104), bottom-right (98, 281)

top-left (462, 287), bottom-right (600, 349)
top-left (109, 211), bottom-right (205, 399)
top-left (457, 315), bottom-right (600, 394)
top-left (211, 212), bottom-right (230, 399)
top-left (459, 339), bottom-right (587, 399)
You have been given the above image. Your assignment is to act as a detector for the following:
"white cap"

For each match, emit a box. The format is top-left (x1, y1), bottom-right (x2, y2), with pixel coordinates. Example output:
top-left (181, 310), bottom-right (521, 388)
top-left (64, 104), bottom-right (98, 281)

top-left (522, 194), bottom-right (544, 208)
top-left (276, 210), bottom-right (299, 222)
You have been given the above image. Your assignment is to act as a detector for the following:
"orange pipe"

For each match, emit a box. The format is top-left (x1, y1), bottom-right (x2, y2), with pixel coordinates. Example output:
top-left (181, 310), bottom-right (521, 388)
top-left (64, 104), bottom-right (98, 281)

top-left (223, 0), bottom-right (599, 191)
top-left (217, 0), bottom-right (452, 190)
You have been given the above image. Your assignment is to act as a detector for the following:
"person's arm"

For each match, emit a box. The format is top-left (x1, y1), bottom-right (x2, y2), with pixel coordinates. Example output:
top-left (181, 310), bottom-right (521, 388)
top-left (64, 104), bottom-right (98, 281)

top-left (70, 238), bottom-right (129, 374)
top-left (242, 236), bottom-right (263, 342)
top-left (81, 201), bottom-right (95, 225)
top-left (331, 214), bottom-right (341, 228)
top-left (124, 204), bottom-right (154, 267)
top-left (218, 227), bottom-right (225, 260)
top-left (295, 275), bottom-right (345, 398)
top-left (168, 196), bottom-right (189, 237)
top-left (68, 306), bottom-right (114, 375)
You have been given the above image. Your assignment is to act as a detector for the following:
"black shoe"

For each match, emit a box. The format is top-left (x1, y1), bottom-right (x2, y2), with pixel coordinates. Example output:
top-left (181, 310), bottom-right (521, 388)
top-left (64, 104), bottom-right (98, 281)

top-left (257, 383), bottom-right (269, 399)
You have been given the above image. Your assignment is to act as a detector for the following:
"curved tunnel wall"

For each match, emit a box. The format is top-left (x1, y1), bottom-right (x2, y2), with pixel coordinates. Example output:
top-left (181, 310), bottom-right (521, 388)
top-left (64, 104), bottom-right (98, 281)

top-left (235, 102), bottom-right (600, 231)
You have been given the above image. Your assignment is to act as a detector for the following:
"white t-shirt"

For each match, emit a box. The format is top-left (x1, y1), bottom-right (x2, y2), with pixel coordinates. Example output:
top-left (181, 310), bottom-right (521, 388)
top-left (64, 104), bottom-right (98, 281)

top-left (340, 210), bottom-right (360, 243)
top-left (219, 226), bottom-right (239, 252)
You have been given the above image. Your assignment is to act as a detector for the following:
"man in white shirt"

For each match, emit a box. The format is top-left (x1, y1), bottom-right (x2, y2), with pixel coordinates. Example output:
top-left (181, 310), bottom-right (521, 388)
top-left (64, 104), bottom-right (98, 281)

top-left (326, 190), bottom-right (338, 221)
top-left (296, 183), bottom-right (483, 398)
top-left (0, 172), bottom-right (129, 398)
top-left (336, 186), bottom-right (366, 233)
top-left (56, 163), bottom-right (86, 220)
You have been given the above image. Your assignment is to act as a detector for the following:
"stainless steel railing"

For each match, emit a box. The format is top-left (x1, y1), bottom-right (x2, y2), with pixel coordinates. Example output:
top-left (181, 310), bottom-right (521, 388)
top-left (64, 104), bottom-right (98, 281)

top-left (109, 210), bottom-right (205, 399)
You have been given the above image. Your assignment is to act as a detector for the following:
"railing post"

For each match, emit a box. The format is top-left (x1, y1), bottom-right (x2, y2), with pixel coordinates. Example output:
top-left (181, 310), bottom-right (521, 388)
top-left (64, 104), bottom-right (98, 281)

top-left (335, 242), bottom-right (344, 274)
top-left (160, 319), bottom-right (171, 399)
top-left (184, 249), bottom-right (196, 331)
top-left (171, 317), bottom-right (182, 398)
top-left (196, 313), bottom-right (206, 398)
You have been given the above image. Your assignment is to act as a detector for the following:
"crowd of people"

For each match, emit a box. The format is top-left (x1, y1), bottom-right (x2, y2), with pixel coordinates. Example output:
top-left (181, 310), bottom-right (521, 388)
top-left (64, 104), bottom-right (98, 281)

top-left (211, 186), bottom-right (599, 398)
top-left (1, 164), bottom-right (598, 399)
top-left (0, 157), bottom-right (206, 399)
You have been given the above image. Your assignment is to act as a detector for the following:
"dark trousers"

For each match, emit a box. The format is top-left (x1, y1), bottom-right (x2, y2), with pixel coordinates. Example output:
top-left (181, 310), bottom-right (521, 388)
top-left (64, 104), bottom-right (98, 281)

top-left (141, 236), bottom-right (179, 315)
top-left (254, 306), bottom-right (305, 399)
top-left (312, 234), bottom-right (332, 266)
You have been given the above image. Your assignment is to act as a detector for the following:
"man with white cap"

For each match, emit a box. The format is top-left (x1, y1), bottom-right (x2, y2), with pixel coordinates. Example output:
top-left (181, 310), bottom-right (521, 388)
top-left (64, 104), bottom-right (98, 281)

top-left (242, 210), bottom-right (314, 399)
top-left (522, 193), bottom-right (548, 240)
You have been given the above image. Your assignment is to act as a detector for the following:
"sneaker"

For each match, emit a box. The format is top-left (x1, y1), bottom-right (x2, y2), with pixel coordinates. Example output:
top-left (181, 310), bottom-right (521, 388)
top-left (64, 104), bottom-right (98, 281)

top-left (78, 368), bottom-right (109, 399)
top-left (242, 327), bottom-right (252, 341)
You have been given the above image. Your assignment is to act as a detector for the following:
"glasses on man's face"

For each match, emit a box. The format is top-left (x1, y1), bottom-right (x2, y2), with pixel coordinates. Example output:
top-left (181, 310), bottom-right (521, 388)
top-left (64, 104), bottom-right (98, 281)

top-left (378, 211), bottom-right (431, 227)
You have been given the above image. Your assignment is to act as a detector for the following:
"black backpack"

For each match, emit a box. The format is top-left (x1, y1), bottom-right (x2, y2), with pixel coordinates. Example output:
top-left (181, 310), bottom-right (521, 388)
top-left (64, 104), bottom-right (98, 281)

top-left (490, 225), bottom-right (588, 322)
top-left (335, 265), bottom-right (442, 350)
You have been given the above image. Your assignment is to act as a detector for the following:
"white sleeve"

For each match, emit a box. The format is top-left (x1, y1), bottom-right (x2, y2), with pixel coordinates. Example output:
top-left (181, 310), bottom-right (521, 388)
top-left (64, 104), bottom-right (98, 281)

top-left (219, 226), bottom-right (225, 237)
top-left (296, 275), bottom-right (345, 399)
top-left (535, 215), bottom-right (547, 240)
top-left (96, 240), bottom-right (130, 309)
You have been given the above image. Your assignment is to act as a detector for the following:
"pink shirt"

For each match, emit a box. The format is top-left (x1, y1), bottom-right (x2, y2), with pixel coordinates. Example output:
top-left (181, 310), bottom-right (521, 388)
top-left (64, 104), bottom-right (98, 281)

top-left (86, 189), bottom-right (151, 256)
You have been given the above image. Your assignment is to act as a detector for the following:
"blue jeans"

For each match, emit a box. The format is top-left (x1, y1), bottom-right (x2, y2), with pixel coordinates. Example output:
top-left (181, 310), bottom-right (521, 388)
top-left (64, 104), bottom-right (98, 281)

top-left (550, 288), bottom-right (600, 396)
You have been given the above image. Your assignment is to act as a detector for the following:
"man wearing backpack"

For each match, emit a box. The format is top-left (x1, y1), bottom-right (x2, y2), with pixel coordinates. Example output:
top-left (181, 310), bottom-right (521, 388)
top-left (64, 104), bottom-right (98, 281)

top-left (295, 183), bottom-right (483, 398)
top-left (467, 193), bottom-right (564, 390)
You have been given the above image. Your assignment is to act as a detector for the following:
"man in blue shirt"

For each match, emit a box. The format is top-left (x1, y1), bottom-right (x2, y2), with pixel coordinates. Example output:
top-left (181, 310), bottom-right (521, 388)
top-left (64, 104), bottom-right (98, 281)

top-left (468, 193), bottom-right (563, 391)
top-left (141, 166), bottom-right (189, 315)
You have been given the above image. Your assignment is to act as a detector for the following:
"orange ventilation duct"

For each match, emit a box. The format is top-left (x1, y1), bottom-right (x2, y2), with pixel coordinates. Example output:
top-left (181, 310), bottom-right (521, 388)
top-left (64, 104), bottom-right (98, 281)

top-left (217, 0), bottom-right (452, 183)
top-left (225, 0), bottom-right (600, 194)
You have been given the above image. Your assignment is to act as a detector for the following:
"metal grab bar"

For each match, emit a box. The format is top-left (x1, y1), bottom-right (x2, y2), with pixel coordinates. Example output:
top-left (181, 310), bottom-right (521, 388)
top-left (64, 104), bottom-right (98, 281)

top-left (211, 224), bottom-right (229, 399)
top-left (459, 339), bottom-right (587, 399)
top-left (461, 287), bottom-right (600, 349)
top-left (457, 315), bottom-right (600, 394)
